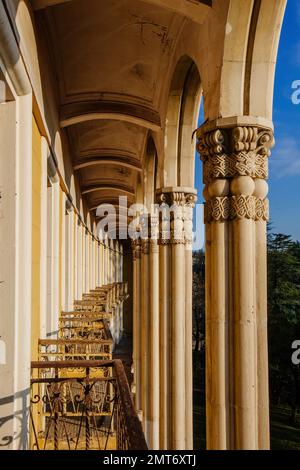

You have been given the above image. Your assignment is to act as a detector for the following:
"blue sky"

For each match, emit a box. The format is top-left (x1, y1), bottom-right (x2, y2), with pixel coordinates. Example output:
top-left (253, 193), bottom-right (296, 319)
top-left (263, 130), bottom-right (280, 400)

top-left (194, 0), bottom-right (300, 245)
top-left (268, 0), bottom-right (300, 241)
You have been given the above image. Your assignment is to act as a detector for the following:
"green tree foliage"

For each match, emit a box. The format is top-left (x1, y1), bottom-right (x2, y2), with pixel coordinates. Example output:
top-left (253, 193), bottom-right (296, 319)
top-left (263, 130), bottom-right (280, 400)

top-left (268, 233), bottom-right (300, 422)
top-left (193, 250), bottom-right (205, 369)
top-left (192, 250), bottom-right (205, 355)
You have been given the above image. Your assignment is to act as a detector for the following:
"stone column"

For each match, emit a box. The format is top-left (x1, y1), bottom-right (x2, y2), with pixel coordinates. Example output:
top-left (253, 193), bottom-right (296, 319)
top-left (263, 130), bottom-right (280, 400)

top-left (140, 233), bottom-right (150, 442)
top-left (95, 241), bottom-right (99, 288)
top-left (109, 240), bottom-right (114, 284)
top-left (157, 188), bottom-right (197, 450)
top-left (0, 94), bottom-right (33, 449)
top-left (99, 242), bottom-right (103, 287)
top-left (132, 239), bottom-right (142, 411)
top-left (183, 197), bottom-right (196, 449)
top-left (119, 244), bottom-right (124, 337)
top-left (76, 220), bottom-right (83, 300)
top-left (65, 203), bottom-right (74, 312)
top-left (149, 214), bottom-right (160, 449)
top-left (74, 214), bottom-right (78, 301)
top-left (60, 192), bottom-right (66, 312)
top-left (84, 229), bottom-right (89, 293)
top-left (81, 225), bottom-right (86, 295)
top-left (103, 240), bottom-right (108, 285)
top-left (94, 239), bottom-right (98, 288)
top-left (90, 237), bottom-right (95, 291)
top-left (197, 118), bottom-right (274, 450)
top-left (158, 206), bottom-right (171, 449)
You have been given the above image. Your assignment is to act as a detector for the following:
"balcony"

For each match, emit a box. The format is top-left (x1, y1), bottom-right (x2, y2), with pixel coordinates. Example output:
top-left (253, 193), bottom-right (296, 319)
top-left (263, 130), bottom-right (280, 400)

top-left (30, 282), bottom-right (146, 451)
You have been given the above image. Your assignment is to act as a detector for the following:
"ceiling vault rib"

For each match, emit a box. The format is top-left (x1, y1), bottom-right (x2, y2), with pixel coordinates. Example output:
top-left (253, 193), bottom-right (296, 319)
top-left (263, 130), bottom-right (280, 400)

top-left (32, 0), bottom-right (212, 15)
top-left (82, 184), bottom-right (135, 197)
top-left (74, 158), bottom-right (142, 172)
top-left (60, 101), bottom-right (161, 131)
top-left (32, 0), bottom-right (72, 10)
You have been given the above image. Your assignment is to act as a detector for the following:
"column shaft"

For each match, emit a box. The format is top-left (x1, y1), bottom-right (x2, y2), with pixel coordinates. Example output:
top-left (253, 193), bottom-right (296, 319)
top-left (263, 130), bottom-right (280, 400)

top-left (255, 221), bottom-right (270, 449)
top-left (132, 241), bottom-right (142, 411)
top-left (171, 243), bottom-right (186, 449)
top-left (77, 222), bottom-right (83, 300)
top-left (185, 245), bottom-right (194, 449)
top-left (233, 218), bottom-right (257, 449)
top-left (141, 240), bottom-right (150, 442)
top-left (206, 221), bottom-right (230, 449)
top-left (157, 189), bottom-right (197, 450)
top-left (159, 244), bottom-right (171, 449)
top-left (149, 241), bottom-right (160, 449)
top-left (197, 120), bottom-right (274, 449)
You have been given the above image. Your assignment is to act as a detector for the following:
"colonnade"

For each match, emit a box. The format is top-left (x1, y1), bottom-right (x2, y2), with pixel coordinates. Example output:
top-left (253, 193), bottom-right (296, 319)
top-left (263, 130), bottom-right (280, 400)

top-left (61, 203), bottom-right (125, 344)
top-left (132, 117), bottom-right (273, 451)
top-left (47, 192), bottom-right (124, 320)
top-left (132, 188), bottom-right (197, 450)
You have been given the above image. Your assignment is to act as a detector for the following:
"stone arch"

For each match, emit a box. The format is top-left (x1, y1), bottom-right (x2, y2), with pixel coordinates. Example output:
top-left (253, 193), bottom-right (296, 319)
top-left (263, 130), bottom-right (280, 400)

top-left (163, 55), bottom-right (201, 187)
top-left (247, 0), bottom-right (286, 119)
top-left (135, 172), bottom-right (144, 207)
top-left (144, 136), bottom-right (158, 212)
top-left (205, 0), bottom-right (286, 120)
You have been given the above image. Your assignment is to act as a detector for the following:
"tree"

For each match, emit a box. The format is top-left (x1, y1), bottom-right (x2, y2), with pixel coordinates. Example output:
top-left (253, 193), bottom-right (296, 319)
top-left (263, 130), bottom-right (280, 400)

top-left (192, 250), bottom-right (205, 374)
top-left (268, 233), bottom-right (300, 422)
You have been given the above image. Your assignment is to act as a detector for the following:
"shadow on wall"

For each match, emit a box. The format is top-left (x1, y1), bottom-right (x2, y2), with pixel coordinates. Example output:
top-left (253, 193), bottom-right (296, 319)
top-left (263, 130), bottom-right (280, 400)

top-left (0, 388), bottom-right (30, 450)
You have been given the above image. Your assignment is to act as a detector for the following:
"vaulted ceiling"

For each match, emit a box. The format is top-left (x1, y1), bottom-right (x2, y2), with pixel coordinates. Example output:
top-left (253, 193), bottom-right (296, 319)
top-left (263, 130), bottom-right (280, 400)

top-left (32, 0), bottom-right (211, 216)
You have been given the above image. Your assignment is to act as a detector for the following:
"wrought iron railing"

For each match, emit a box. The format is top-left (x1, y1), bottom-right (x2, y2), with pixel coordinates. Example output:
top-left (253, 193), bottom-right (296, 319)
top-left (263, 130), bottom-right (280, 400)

top-left (59, 318), bottom-right (105, 329)
top-left (60, 311), bottom-right (112, 320)
top-left (38, 339), bottom-right (113, 361)
top-left (71, 282), bottom-right (128, 313)
top-left (74, 299), bottom-right (107, 312)
top-left (58, 319), bottom-right (112, 341)
top-left (30, 360), bottom-right (147, 450)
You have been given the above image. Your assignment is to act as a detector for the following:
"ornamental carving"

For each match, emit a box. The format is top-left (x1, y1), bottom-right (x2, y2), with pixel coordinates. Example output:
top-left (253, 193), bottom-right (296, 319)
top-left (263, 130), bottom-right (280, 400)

top-left (197, 126), bottom-right (274, 184)
top-left (141, 238), bottom-right (150, 255)
top-left (197, 124), bottom-right (274, 222)
top-left (131, 239), bottom-right (141, 260)
top-left (156, 190), bottom-right (197, 244)
top-left (204, 196), bottom-right (269, 223)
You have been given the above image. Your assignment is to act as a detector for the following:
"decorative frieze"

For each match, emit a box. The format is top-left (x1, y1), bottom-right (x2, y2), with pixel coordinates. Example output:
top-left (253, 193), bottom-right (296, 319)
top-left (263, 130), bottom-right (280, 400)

top-left (204, 196), bottom-right (269, 223)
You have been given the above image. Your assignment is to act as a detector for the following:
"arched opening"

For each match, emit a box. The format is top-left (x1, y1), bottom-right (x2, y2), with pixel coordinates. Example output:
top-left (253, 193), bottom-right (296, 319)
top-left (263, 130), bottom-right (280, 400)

top-left (164, 56), bottom-right (202, 187)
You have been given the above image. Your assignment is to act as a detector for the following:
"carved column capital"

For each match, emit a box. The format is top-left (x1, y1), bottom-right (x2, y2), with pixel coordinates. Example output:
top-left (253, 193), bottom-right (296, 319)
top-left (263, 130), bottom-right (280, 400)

top-left (197, 120), bottom-right (274, 222)
top-left (141, 238), bottom-right (150, 255)
top-left (131, 239), bottom-right (141, 260)
top-left (149, 213), bottom-right (159, 252)
top-left (156, 188), bottom-right (197, 244)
